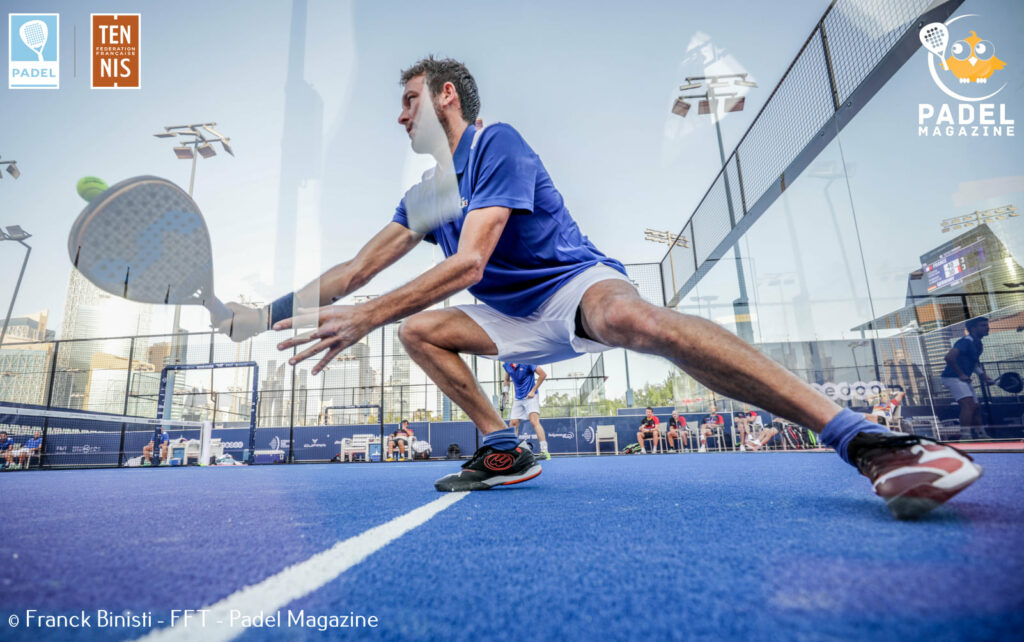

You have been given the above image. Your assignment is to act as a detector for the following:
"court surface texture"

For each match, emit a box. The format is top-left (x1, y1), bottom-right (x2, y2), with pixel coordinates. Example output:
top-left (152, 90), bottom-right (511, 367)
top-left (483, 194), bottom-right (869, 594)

top-left (2, 453), bottom-right (1021, 641)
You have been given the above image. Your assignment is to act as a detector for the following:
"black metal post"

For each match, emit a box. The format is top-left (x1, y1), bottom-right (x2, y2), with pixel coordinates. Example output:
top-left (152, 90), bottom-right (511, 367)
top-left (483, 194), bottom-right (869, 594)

top-left (39, 340), bottom-right (60, 469)
top-left (117, 337), bottom-right (136, 467)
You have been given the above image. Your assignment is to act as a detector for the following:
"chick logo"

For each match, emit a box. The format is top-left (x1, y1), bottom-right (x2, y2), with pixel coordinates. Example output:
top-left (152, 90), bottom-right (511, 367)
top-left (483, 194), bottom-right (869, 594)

top-left (946, 31), bottom-right (1006, 84)
top-left (920, 17), bottom-right (1007, 101)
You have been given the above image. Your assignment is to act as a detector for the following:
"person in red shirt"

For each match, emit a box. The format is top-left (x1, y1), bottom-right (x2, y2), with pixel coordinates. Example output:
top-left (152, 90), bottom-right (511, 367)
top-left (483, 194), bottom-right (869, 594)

top-left (666, 410), bottom-right (687, 452)
top-left (636, 407), bottom-right (660, 454)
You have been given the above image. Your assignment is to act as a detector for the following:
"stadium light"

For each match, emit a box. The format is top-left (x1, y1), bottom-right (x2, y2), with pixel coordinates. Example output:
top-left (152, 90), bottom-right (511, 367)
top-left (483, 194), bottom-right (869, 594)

top-left (941, 204), bottom-right (1018, 233)
top-left (644, 228), bottom-right (689, 248)
top-left (0, 158), bottom-right (21, 180)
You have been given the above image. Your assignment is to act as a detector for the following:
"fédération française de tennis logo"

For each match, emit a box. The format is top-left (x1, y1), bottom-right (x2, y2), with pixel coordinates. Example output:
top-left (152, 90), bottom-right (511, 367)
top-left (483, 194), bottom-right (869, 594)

top-left (91, 14), bottom-right (141, 89)
top-left (8, 13), bottom-right (59, 89)
top-left (917, 15), bottom-right (1013, 138)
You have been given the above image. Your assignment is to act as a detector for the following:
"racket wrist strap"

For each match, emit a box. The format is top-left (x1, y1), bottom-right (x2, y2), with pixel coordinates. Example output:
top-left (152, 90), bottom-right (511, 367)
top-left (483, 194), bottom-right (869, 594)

top-left (268, 292), bottom-right (295, 329)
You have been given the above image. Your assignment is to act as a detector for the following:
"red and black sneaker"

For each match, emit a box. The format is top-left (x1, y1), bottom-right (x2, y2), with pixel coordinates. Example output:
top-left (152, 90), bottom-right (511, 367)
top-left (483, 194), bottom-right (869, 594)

top-left (848, 432), bottom-right (983, 520)
top-left (434, 444), bottom-right (542, 492)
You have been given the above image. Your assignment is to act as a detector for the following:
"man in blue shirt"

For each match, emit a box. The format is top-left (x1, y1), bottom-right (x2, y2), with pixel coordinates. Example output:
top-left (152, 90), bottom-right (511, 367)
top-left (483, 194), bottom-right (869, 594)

top-left (143, 427), bottom-right (170, 466)
top-left (219, 56), bottom-right (981, 517)
top-left (0, 431), bottom-right (15, 470)
top-left (8, 429), bottom-right (43, 470)
top-left (502, 362), bottom-right (550, 459)
top-left (941, 317), bottom-right (994, 439)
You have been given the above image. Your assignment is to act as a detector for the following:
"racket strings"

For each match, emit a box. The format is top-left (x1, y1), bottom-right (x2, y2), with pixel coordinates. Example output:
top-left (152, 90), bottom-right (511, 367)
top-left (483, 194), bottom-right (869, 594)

top-left (21, 22), bottom-right (47, 48)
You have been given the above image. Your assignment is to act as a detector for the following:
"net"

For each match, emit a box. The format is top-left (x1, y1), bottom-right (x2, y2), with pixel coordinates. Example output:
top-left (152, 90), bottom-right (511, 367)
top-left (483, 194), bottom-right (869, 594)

top-left (0, 405), bottom-right (207, 469)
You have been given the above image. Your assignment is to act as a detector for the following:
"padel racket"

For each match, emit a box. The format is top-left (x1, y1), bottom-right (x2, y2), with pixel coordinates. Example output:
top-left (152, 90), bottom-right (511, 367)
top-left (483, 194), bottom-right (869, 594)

top-left (68, 175), bottom-right (233, 328)
top-left (919, 22), bottom-right (949, 70)
top-left (996, 372), bottom-right (1022, 394)
top-left (19, 20), bottom-right (48, 62)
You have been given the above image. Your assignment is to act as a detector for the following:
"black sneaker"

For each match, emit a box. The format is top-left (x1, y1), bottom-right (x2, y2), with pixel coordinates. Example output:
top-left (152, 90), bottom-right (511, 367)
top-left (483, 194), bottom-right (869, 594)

top-left (434, 444), bottom-right (542, 491)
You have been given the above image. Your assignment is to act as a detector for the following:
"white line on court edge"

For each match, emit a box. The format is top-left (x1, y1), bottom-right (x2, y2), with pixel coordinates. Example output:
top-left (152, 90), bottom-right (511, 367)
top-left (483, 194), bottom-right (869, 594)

top-left (139, 491), bottom-right (468, 642)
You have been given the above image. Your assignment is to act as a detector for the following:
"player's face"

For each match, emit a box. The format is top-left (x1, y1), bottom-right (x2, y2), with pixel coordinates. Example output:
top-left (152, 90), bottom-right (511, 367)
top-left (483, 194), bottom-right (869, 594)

top-left (645, 409), bottom-right (653, 419)
top-left (399, 75), bottom-right (445, 154)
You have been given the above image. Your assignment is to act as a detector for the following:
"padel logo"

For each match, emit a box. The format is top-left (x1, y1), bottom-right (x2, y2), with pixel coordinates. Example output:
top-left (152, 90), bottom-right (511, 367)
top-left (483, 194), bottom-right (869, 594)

top-left (8, 13), bottom-right (59, 89)
top-left (917, 15), bottom-right (1013, 137)
top-left (91, 13), bottom-right (141, 89)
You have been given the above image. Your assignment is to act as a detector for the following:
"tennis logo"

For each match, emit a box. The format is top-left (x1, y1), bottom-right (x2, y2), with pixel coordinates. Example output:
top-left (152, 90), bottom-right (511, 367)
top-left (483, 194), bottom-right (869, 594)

top-left (91, 13), bottom-right (141, 89)
top-left (8, 13), bottom-right (59, 89)
top-left (917, 16), bottom-right (1013, 137)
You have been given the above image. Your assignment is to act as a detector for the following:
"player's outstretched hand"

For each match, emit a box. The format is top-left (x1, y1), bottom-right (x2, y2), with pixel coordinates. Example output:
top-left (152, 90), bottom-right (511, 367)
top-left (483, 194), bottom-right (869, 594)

top-left (216, 302), bottom-right (268, 343)
top-left (274, 304), bottom-right (375, 375)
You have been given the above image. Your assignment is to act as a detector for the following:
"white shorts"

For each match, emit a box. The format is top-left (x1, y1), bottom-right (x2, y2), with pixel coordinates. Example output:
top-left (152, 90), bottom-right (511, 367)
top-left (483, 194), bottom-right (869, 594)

top-left (942, 377), bottom-right (977, 402)
top-left (457, 263), bottom-right (632, 363)
top-left (510, 395), bottom-right (541, 421)
top-left (11, 448), bottom-right (29, 457)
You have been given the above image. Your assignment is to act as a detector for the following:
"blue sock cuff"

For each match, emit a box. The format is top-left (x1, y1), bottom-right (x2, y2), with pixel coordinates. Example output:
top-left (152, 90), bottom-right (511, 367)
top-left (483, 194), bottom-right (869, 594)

top-left (819, 408), bottom-right (888, 466)
top-left (269, 292), bottom-right (295, 326)
top-left (482, 428), bottom-right (518, 451)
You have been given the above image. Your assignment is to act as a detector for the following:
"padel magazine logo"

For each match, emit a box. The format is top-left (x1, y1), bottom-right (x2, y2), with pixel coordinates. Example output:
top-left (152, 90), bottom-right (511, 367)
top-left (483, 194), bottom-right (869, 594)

top-left (917, 14), bottom-right (1014, 137)
top-left (91, 13), bottom-right (141, 89)
top-left (8, 13), bottom-right (59, 89)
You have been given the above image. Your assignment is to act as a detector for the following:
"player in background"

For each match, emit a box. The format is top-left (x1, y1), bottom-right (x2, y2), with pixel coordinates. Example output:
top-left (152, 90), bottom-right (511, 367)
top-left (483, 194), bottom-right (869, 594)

top-left (142, 427), bottom-right (170, 466)
top-left (667, 410), bottom-right (686, 452)
top-left (503, 362), bottom-right (550, 460)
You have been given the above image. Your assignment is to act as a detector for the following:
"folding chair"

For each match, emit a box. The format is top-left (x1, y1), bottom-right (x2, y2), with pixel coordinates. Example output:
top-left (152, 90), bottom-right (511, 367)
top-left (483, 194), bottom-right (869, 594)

top-left (595, 425), bottom-right (619, 455)
top-left (340, 434), bottom-right (374, 462)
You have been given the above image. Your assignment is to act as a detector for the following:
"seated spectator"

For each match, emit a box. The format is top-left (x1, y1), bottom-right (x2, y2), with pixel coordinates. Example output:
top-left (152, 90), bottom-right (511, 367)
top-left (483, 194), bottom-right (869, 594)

top-left (733, 410), bottom-right (750, 451)
top-left (666, 410), bottom-right (687, 452)
top-left (635, 407), bottom-right (660, 454)
top-left (0, 431), bottom-right (16, 470)
top-left (10, 429), bottom-right (42, 469)
top-left (699, 408), bottom-right (724, 452)
top-left (745, 420), bottom-right (781, 451)
top-left (387, 419), bottom-right (415, 461)
top-left (866, 389), bottom-right (906, 430)
top-left (142, 427), bottom-right (170, 466)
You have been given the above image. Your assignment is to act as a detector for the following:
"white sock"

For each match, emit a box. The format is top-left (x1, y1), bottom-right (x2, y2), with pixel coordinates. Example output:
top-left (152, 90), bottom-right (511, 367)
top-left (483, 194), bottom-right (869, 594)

top-left (540, 441), bottom-right (548, 452)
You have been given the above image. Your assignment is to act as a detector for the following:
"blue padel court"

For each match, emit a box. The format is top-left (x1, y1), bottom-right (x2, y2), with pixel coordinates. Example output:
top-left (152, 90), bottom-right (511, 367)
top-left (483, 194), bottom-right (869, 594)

top-left (2, 452), bottom-right (1022, 641)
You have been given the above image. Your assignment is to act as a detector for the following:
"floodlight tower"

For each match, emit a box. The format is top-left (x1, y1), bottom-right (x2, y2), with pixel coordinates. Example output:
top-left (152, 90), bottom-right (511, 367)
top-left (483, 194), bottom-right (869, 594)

top-left (153, 124), bottom-right (234, 418)
top-left (672, 73), bottom-right (758, 343)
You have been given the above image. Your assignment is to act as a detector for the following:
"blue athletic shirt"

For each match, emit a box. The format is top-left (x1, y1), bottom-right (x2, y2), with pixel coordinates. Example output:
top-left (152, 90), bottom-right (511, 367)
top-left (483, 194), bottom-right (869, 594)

top-left (392, 123), bottom-right (627, 317)
top-left (503, 362), bottom-right (537, 400)
top-left (941, 335), bottom-right (983, 378)
top-left (0, 437), bottom-right (13, 451)
top-left (25, 437), bottom-right (42, 449)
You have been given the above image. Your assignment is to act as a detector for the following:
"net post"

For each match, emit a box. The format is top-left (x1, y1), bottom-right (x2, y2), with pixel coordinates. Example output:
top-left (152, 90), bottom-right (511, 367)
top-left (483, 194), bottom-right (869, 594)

top-left (40, 339), bottom-right (61, 469)
top-left (199, 420), bottom-right (213, 465)
top-left (117, 337), bottom-right (136, 467)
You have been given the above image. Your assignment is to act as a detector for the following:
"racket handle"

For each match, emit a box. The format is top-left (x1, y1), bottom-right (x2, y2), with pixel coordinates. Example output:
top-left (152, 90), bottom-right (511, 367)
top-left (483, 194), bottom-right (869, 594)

top-left (206, 298), bottom-right (234, 325)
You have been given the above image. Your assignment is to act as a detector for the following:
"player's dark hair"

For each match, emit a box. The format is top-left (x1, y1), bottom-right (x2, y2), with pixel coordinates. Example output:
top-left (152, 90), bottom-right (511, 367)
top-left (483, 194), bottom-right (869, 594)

top-left (645, 406), bottom-right (653, 412)
top-left (400, 55), bottom-right (480, 123)
top-left (965, 317), bottom-right (989, 332)
top-left (401, 419), bottom-right (409, 426)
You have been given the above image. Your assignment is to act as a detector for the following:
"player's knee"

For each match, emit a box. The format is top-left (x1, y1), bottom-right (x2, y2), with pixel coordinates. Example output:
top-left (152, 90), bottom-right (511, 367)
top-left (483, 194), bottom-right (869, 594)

top-left (594, 299), bottom-right (659, 349)
top-left (398, 314), bottom-right (430, 350)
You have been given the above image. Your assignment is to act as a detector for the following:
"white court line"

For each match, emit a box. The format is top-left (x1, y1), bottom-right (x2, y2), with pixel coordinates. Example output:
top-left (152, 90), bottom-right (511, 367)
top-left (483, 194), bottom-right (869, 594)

top-left (139, 491), bottom-right (468, 642)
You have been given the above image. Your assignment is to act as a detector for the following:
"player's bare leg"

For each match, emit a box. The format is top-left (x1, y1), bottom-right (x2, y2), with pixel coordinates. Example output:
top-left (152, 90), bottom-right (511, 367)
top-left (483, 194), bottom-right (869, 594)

top-left (578, 280), bottom-right (840, 431)
top-left (398, 308), bottom-right (506, 434)
top-left (402, 311), bottom-right (542, 491)
top-left (578, 279), bottom-right (982, 518)
top-left (528, 412), bottom-right (550, 458)
top-left (510, 418), bottom-right (520, 436)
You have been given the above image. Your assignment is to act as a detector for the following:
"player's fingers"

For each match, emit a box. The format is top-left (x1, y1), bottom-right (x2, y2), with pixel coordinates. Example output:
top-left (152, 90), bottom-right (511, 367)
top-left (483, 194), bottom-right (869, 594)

top-left (312, 345), bottom-right (346, 376)
top-left (277, 329), bottom-right (318, 351)
top-left (273, 309), bottom-right (320, 332)
top-left (289, 338), bottom-right (336, 365)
